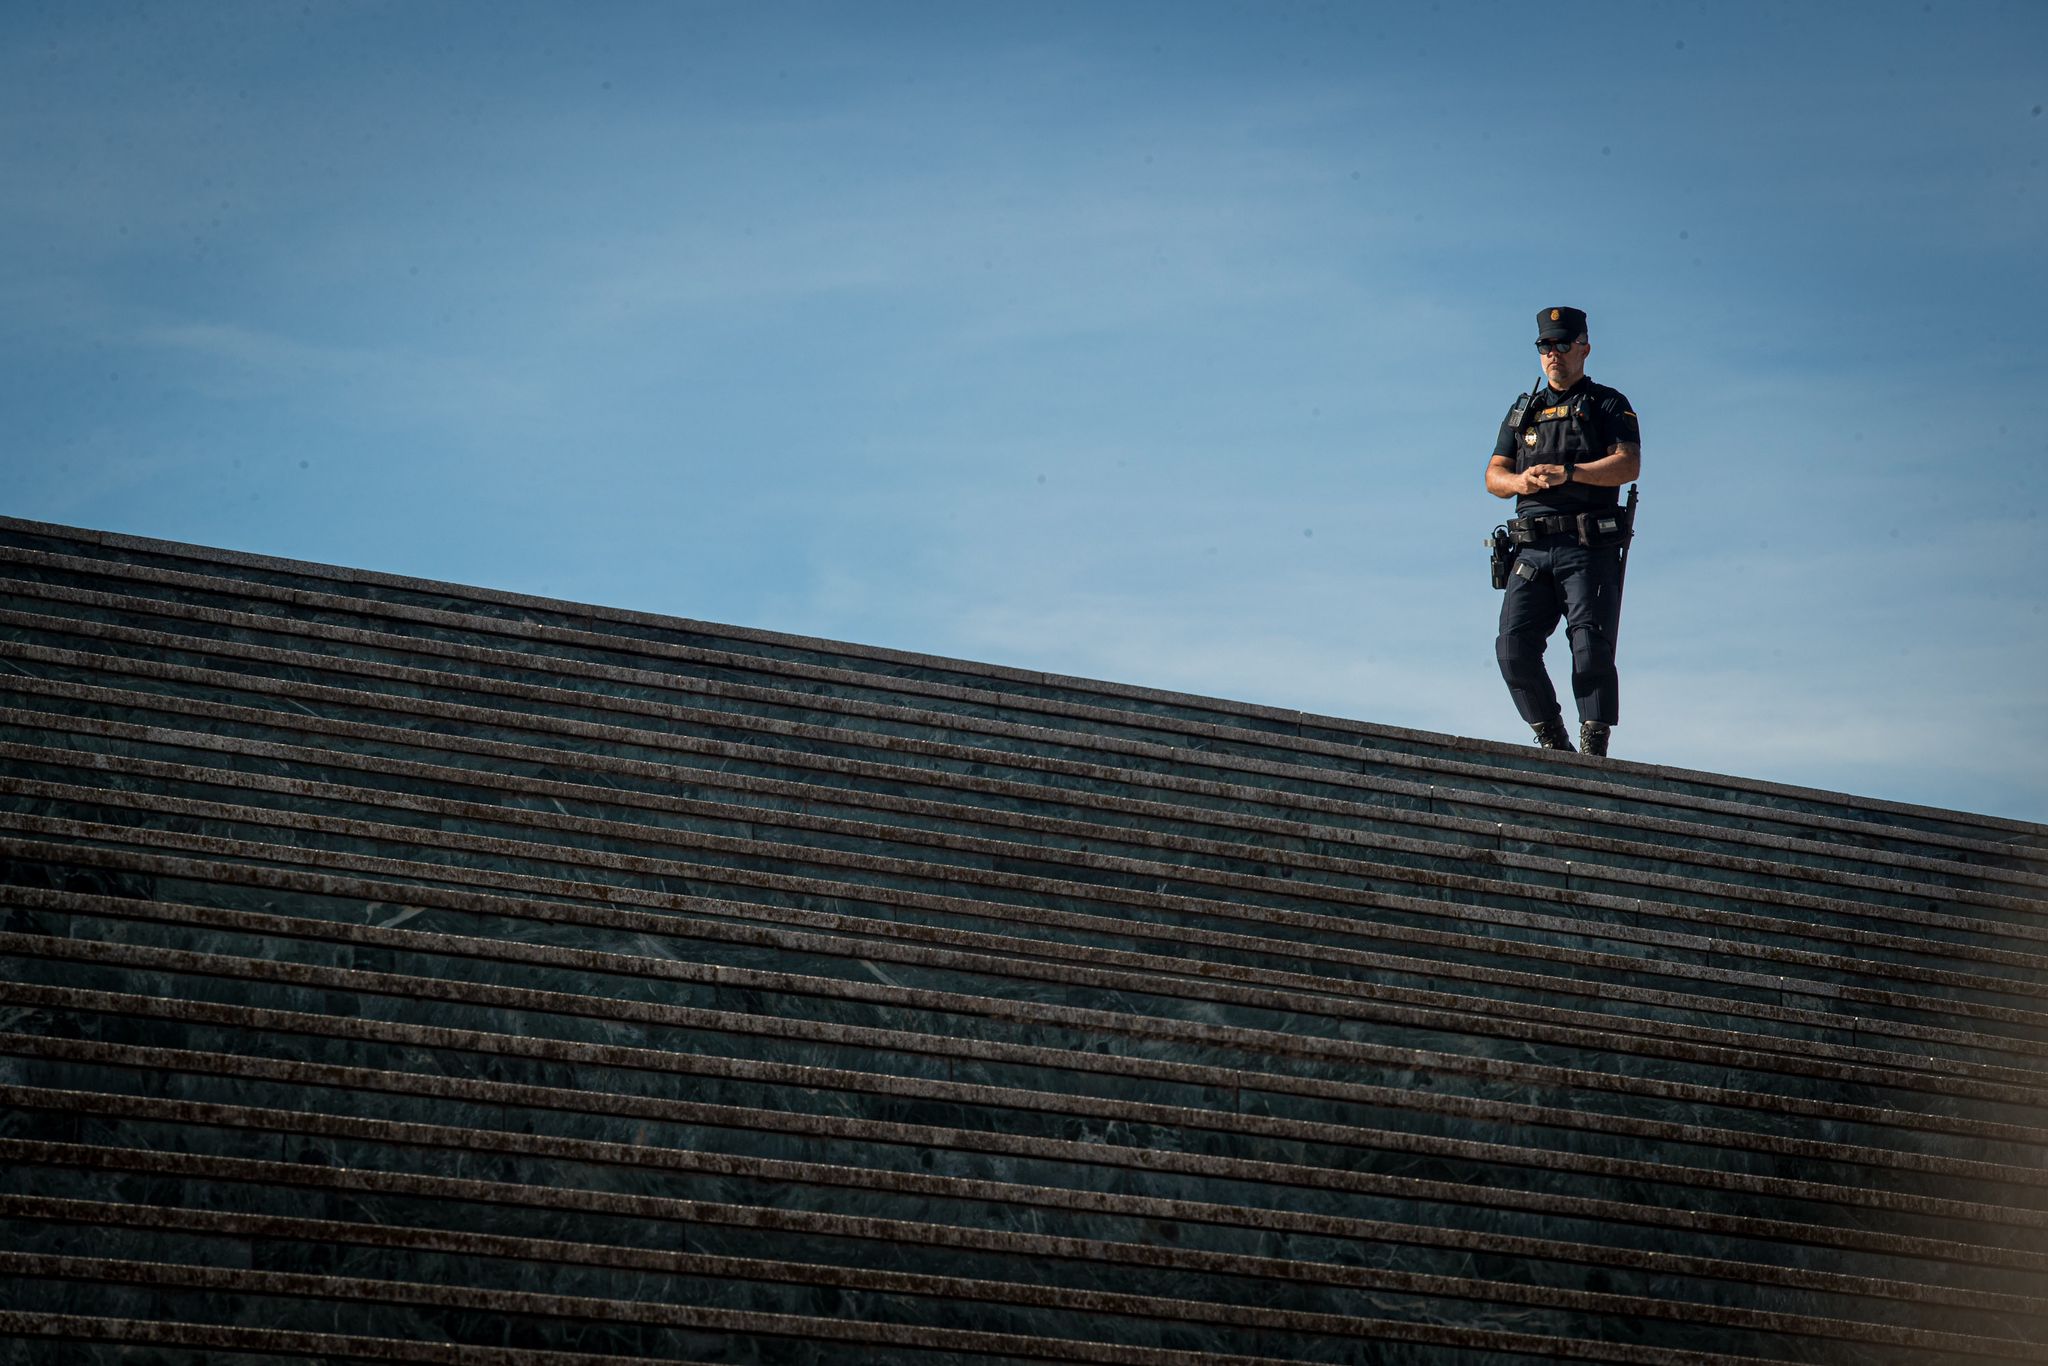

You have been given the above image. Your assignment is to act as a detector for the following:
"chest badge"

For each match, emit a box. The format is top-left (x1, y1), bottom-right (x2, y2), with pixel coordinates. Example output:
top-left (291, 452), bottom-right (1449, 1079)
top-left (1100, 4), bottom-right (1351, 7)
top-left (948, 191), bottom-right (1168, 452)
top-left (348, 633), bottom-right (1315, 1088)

top-left (1524, 431), bottom-right (1538, 446)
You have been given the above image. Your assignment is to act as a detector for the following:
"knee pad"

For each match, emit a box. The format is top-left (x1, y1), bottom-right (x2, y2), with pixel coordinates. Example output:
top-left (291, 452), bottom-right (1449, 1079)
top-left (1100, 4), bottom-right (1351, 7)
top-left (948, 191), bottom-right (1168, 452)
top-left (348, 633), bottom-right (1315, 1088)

top-left (1496, 632), bottom-right (1544, 670)
top-left (1568, 625), bottom-right (1613, 673)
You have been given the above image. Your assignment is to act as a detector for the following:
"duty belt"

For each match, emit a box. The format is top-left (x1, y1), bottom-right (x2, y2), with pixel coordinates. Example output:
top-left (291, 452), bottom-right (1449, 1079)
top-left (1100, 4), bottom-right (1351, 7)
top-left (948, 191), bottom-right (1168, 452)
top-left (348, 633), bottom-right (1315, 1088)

top-left (1505, 513), bottom-right (1580, 543)
top-left (1507, 509), bottom-right (1632, 547)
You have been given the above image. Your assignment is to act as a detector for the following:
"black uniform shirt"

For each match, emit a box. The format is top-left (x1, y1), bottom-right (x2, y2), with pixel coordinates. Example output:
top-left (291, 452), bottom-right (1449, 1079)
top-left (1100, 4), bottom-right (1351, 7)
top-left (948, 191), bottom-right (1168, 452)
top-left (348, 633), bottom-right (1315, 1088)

top-left (1491, 376), bottom-right (1639, 516)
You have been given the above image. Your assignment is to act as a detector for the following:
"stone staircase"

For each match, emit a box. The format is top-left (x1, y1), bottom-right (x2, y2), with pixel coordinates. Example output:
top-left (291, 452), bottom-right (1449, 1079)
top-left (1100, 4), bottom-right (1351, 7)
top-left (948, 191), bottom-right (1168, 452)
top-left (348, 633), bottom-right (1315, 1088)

top-left (0, 513), bottom-right (2042, 1365)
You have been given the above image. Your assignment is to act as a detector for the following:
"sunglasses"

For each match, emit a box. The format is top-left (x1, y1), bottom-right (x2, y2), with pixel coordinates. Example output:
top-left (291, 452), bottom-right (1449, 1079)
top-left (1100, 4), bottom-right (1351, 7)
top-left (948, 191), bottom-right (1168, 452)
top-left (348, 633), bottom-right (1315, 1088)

top-left (1534, 339), bottom-right (1580, 355)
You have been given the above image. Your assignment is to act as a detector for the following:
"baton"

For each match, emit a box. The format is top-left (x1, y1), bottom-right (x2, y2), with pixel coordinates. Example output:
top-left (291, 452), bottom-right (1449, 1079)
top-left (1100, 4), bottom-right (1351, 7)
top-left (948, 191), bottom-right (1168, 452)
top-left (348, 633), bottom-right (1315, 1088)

top-left (1614, 483), bottom-right (1639, 621)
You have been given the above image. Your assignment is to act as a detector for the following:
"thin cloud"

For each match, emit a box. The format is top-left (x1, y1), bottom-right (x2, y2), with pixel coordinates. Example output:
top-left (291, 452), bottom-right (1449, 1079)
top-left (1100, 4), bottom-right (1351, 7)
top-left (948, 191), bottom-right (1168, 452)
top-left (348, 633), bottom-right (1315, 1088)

top-left (127, 318), bottom-right (550, 431)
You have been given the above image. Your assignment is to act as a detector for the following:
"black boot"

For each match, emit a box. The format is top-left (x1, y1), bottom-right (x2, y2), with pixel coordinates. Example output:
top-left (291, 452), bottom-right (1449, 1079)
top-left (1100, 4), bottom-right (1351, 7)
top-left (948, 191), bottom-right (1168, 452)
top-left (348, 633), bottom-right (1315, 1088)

top-left (1531, 719), bottom-right (1575, 751)
top-left (1579, 721), bottom-right (1611, 757)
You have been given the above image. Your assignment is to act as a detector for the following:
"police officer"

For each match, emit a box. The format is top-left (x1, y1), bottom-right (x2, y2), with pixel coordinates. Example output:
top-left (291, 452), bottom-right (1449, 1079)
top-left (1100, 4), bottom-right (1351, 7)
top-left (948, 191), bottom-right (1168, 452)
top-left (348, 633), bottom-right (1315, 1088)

top-left (1486, 307), bottom-right (1641, 756)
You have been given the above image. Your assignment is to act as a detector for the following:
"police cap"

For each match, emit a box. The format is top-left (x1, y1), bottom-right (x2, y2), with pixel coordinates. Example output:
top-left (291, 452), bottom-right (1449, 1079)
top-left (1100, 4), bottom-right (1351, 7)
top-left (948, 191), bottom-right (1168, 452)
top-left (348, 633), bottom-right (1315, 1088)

top-left (1536, 306), bottom-right (1588, 341)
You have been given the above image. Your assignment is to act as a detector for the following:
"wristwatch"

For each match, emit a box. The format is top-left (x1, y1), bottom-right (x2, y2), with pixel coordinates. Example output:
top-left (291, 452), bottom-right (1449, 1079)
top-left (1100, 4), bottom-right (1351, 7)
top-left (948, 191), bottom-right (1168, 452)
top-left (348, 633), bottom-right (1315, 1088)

top-left (1561, 464), bottom-right (1575, 485)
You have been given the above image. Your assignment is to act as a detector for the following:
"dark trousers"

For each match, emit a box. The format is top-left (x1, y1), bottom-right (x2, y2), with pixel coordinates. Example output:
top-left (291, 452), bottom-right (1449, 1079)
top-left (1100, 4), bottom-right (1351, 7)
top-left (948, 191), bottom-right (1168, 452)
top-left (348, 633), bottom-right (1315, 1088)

top-left (1495, 539), bottom-right (1622, 726)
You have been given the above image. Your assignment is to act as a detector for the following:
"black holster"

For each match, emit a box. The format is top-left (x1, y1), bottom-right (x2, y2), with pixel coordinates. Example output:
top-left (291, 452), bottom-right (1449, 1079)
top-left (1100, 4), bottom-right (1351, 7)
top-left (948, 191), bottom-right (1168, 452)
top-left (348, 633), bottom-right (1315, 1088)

top-left (1488, 526), bottom-right (1515, 590)
top-left (1574, 507), bottom-right (1632, 549)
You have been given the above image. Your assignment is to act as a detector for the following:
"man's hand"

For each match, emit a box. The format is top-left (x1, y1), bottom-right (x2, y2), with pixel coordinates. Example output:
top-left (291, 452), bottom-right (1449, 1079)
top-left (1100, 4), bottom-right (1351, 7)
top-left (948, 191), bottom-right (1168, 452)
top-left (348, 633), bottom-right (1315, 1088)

top-left (1486, 455), bottom-right (1579, 499)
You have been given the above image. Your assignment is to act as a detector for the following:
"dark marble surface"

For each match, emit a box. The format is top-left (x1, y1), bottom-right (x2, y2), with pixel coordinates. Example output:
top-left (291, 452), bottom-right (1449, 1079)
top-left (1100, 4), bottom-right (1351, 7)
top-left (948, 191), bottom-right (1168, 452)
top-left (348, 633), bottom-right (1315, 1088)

top-left (4, 524), bottom-right (2044, 1366)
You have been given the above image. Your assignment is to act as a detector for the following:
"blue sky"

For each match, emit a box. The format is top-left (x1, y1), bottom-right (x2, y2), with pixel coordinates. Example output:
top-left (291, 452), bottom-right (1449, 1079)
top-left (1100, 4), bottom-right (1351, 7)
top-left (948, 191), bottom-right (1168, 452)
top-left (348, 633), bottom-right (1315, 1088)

top-left (5, 0), bottom-right (2045, 822)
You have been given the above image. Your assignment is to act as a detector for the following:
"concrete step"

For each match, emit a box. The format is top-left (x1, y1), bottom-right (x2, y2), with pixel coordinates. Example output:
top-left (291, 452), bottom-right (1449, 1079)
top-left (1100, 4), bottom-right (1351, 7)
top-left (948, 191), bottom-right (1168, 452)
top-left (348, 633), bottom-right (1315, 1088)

top-left (4, 910), bottom-right (2044, 1353)
top-left (5, 516), bottom-right (2043, 866)
top-left (6, 738), bottom-right (2045, 1059)
top-left (8, 589), bottom-right (2039, 929)
top-left (4, 593), bottom-right (2042, 921)
top-left (3, 516), bottom-right (2044, 1365)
